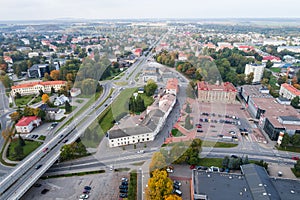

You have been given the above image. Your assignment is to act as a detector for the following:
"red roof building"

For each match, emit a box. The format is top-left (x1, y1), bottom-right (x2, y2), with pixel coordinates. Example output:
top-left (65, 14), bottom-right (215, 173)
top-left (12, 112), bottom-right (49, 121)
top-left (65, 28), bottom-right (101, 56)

top-left (197, 81), bottom-right (237, 103)
top-left (166, 78), bottom-right (179, 96)
top-left (15, 116), bottom-right (41, 133)
top-left (262, 56), bottom-right (281, 62)
top-left (280, 83), bottom-right (300, 100)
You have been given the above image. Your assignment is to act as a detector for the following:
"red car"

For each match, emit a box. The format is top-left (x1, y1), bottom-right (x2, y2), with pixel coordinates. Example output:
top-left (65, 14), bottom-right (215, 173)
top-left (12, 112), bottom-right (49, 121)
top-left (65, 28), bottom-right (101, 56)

top-left (292, 156), bottom-right (299, 160)
top-left (190, 165), bottom-right (196, 169)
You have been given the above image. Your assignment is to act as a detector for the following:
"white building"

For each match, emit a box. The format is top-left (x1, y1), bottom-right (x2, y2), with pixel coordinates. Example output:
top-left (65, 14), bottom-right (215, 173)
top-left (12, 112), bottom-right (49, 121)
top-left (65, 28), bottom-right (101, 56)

top-left (10, 81), bottom-right (66, 97)
top-left (108, 94), bottom-right (176, 147)
top-left (70, 88), bottom-right (81, 97)
top-left (279, 83), bottom-right (300, 100)
top-left (244, 64), bottom-right (266, 83)
top-left (15, 116), bottom-right (41, 133)
top-left (277, 46), bottom-right (300, 53)
top-left (54, 95), bottom-right (69, 106)
top-left (263, 40), bottom-right (287, 46)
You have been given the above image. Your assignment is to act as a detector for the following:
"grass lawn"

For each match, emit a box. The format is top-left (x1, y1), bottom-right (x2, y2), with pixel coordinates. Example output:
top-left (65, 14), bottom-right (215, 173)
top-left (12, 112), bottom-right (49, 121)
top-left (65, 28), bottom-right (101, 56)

top-left (127, 170), bottom-right (137, 200)
top-left (269, 75), bottom-right (280, 89)
top-left (291, 168), bottom-right (300, 178)
top-left (171, 129), bottom-right (184, 137)
top-left (7, 139), bottom-right (42, 161)
top-left (75, 99), bottom-right (84, 104)
top-left (30, 96), bottom-right (42, 105)
top-left (81, 88), bottom-right (136, 148)
top-left (114, 81), bottom-right (128, 86)
top-left (197, 158), bottom-right (223, 168)
top-left (277, 146), bottom-right (300, 153)
top-left (270, 67), bottom-right (281, 73)
top-left (38, 135), bottom-right (46, 141)
top-left (15, 95), bottom-right (35, 106)
top-left (202, 141), bottom-right (238, 148)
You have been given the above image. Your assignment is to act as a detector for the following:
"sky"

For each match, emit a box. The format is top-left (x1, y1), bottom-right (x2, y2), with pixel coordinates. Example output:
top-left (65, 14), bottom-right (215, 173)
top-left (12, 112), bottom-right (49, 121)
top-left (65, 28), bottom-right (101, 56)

top-left (0, 0), bottom-right (299, 21)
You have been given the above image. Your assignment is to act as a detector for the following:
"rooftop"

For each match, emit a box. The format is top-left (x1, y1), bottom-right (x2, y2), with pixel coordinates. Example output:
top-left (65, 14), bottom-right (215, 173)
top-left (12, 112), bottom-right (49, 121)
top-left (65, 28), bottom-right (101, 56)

top-left (11, 81), bottom-right (66, 90)
top-left (197, 81), bottom-right (237, 92)
top-left (166, 78), bottom-right (178, 91)
top-left (16, 116), bottom-right (39, 126)
top-left (281, 83), bottom-right (300, 96)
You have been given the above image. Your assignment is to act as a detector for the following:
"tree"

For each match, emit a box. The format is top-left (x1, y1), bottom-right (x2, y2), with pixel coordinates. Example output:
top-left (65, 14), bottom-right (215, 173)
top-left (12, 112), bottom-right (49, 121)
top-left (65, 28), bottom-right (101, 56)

top-left (1, 127), bottom-right (14, 140)
top-left (291, 96), bottom-right (299, 108)
top-left (222, 156), bottom-right (229, 168)
top-left (245, 72), bottom-right (254, 84)
top-left (9, 112), bottom-right (21, 123)
top-left (277, 75), bottom-right (287, 85)
top-left (281, 133), bottom-right (290, 148)
top-left (165, 194), bottom-right (182, 200)
top-left (39, 89), bottom-right (44, 97)
top-left (65, 101), bottom-right (72, 113)
top-left (144, 79), bottom-right (158, 96)
top-left (243, 155), bottom-right (249, 165)
top-left (149, 152), bottom-right (167, 173)
top-left (14, 144), bottom-right (24, 160)
top-left (18, 135), bottom-right (26, 146)
top-left (50, 70), bottom-right (60, 80)
top-left (42, 94), bottom-right (50, 103)
top-left (294, 160), bottom-right (300, 172)
top-left (50, 87), bottom-right (55, 94)
top-left (291, 134), bottom-right (300, 146)
top-left (266, 60), bottom-right (274, 68)
top-left (146, 169), bottom-right (173, 200)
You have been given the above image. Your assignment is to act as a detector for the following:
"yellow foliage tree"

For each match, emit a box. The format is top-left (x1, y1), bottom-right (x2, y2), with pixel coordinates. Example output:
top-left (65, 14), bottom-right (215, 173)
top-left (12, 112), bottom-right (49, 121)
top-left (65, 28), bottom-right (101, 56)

top-left (42, 93), bottom-right (50, 103)
top-left (149, 152), bottom-right (167, 173)
top-left (1, 127), bottom-right (14, 141)
top-left (9, 111), bottom-right (21, 123)
top-left (145, 169), bottom-right (173, 200)
top-left (50, 70), bottom-right (60, 81)
top-left (165, 194), bottom-right (182, 200)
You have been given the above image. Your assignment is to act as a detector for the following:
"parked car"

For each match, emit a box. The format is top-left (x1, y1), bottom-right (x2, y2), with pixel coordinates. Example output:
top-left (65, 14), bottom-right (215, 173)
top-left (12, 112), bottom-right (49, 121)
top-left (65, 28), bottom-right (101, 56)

top-left (197, 129), bottom-right (203, 132)
top-left (190, 165), bottom-right (196, 169)
top-left (174, 180), bottom-right (182, 186)
top-left (121, 177), bottom-right (128, 182)
top-left (79, 194), bottom-right (89, 199)
top-left (42, 147), bottom-right (48, 152)
top-left (121, 181), bottom-right (128, 185)
top-left (231, 155), bottom-right (238, 159)
top-left (119, 185), bottom-right (128, 189)
top-left (120, 189), bottom-right (128, 193)
top-left (173, 184), bottom-right (180, 190)
top-left (292, 156), bottom-right (299, 160)
top-left (119, 193), bottom-right (128, 198)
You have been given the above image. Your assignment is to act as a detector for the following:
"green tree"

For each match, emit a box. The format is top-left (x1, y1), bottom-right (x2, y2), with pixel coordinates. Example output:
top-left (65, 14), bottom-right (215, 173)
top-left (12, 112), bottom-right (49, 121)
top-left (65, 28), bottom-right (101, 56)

top-left (243, 155), bottom-right (249, 165)
top-left (222, 156), bottom-right (229, 168)
top-left (144, 79), bottom-right (158, 96)
top-left (294, 160), bottom-right (300, 172)
top-left (18, 135), bottom-right (25, 146)
top-left (281, 133), bottom-right (290, 148)
top-left (291, 96), bottom-right (299, 108)
top-left (245, 72), bottom-right (254, 84)
top-left (291, 134), bottom-right (300, 146)
top-left (14, 144), bottom-right (24, 160)
top-left (185, 104), bottom-right (192, 113)
top-left (65, 101), bottom-right (72, 113)
top-left (266, 60), bottom-right (274, 68)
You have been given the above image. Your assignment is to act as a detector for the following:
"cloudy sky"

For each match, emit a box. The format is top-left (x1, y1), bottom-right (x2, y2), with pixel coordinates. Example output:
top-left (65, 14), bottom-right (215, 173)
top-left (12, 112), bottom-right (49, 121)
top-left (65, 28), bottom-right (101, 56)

top-left (0, 0), bottom-right (299, 20)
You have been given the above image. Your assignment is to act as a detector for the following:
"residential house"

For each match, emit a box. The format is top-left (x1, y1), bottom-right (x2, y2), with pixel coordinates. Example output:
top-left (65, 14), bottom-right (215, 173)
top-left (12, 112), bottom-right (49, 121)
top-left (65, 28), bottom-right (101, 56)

top-left (15, 116), bottom-right (41, 133)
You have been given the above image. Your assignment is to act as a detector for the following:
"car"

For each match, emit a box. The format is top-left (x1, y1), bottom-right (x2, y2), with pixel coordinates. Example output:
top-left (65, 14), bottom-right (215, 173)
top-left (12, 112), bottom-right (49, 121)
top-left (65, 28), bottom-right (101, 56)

top-left (166, 168), bottom-right (173, 173)
top-left (121, 177), bottom-right (128, 182)
top-left (197, 129), bottom-right (203, 132)
top-left (63, 139), bottom-right (68, 143)
top-left (190, 165), bottom-right (195, 169)
top-left (210, 125), bottom-right (216, 128)
top-left (197, 125), bottom-right (202, 128)
top-left (35, 164), bottom-right (43, 169)
top-left (41, 189), bottom-right (49, 194)
top-left (82, 190), bottom-right (90, 194)
top-left (34, 183), bottom-right (42, 187)
top-left (84, 186), bottom-right (91, 191)
top-left (137, 150), bottom-right (144, 154)
top-left (42, 147), bottom-right (48, 152)
top-left (119, 185), bottom-right (128, 189)
top-left (292, 156), bottom-right (299, 160)
top-left (104, 104), bottom-right (108, 107)
top-left (121, 181), bottom-right (128, 185)
top-left (219, 168), bottom-right (225, 172)
top-left (173, 189), bottom-right (182, 196)
top-left (174, 180), bottom-right (182, 186)
top-left (120, 189), bottom-right (128, 193)
top-left (231, 155), bottom-right (238, 159)
top-left (119, 193), bottom-right (128, 198)
top-left (229, 131), bottom-right (236, 135)
top-left (79, 194), bottom-right (89, 199)
top-left (173, 184), bottom-right (180, 190)
top-left (109, 165), bottom-right (114, 171)
top-left (59, 134), bottom-right (64, 138)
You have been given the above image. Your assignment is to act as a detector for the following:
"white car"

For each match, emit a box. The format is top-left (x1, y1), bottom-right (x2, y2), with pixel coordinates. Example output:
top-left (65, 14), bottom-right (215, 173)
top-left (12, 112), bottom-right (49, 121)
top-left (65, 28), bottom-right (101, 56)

top-left (79, 194), bottom-right (89, 199)
top-left (137, 150), bottom-right (144, 154)
top-left (166, 168), bottom-right (173, 173)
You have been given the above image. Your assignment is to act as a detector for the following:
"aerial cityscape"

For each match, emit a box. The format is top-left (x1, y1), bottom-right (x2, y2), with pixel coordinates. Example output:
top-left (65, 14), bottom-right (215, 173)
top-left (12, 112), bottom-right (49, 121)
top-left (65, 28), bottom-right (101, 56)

top-left (1, 1), bottom-right (300, 200)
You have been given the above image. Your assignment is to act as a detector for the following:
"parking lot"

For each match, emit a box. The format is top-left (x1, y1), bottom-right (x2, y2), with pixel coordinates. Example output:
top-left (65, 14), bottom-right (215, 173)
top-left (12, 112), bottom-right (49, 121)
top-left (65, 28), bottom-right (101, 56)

top-left (21, 171), bottom-right (129, 200)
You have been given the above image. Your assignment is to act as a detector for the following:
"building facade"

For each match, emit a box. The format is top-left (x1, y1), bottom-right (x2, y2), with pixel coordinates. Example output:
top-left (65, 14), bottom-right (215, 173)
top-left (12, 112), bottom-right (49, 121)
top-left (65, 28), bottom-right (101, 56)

top-left (279, 83), bottom-right (300, 100)
top-left (197, 81), bottom-right (237, 103)
top-left (244, 64), bottom-right (265, 83)
top-left (15, 116), bottom-right (41, 133)
top-left (11, 81), bottom-right (66, 97)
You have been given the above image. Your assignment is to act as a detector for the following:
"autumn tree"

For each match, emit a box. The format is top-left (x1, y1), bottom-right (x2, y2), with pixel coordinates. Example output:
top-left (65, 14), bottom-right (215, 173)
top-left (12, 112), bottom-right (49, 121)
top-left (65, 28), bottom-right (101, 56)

top-left (144, 79), bottom-right (158, 96)
top-left (9, 111), bottom-right (21, 123)
top-left (1, 127), bottom-right (14, 141)
top-left (165, 194), bottom-right (182, 200)
top-left (245, 72), bottom-right (254, 84)
top-left (50, 70), bottom-right (60, 80)
top-left (149, 152), bottom-right (167, 173)
top-left (42, 93), bottom-right (50, 103)
top-left (145, 169), bottom-right (173, 200)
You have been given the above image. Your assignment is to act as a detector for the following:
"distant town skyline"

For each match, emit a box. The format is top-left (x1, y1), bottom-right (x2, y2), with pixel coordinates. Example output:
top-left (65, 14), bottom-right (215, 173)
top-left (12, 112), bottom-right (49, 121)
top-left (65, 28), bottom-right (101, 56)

top-left (0, 0), bottom-right (299, 21)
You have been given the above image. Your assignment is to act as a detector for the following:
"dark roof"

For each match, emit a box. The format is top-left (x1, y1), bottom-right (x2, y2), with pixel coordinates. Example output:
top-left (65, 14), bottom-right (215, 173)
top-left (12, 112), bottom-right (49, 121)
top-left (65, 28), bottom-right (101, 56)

top-left (241, 164), bottom-right (280, 200)
top-left (271, 178), bottom-right (300, 200)
top-left (279, 116), bottom-right (300, 122)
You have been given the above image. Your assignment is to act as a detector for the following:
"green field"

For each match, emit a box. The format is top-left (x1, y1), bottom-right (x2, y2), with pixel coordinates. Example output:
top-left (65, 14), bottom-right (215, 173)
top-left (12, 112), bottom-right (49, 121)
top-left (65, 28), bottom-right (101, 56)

top-left (270, 67), bottom-right (281, 73)
top-left (202, 141), bottom-right (238, 148)
top-left (81, 88), bottom-right (136, 148)
top-left (38, 135), bottom-right (46, 141)
top-left (197, 158), bottom-right (223, 168)
top-left (128, 170), bottom-right (138, 200)
top-left (139, 93), bottom-right (154, 107)
top-left (277, 146), bottom-right (300, 153)
top-left (7, 139), bottom-right (42, 161)
top-left (171, 129), bottom-right (184, 137)
top-left (15, 95), bottom-right (35, 106)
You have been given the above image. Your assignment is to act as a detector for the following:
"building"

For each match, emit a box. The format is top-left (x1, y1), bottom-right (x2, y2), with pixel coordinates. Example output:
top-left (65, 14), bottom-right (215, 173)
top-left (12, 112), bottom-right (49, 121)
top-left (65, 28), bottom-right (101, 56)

top-left (244, 64), bottom-right (266, 83)
top-left (239, 85), bottom-right (272, 104)
top-left (10, 81), bottom-right (66, 97)
top-left (3, 56), bottom-right (13, 64)
top-left (39, 104), bottom-right (65, 120)
top-left (277, 46), bottom-right (300, 53)
top-left (143, 67), bottom-right (159, 82)
top-left (262, 56), bottom-right (281, 63)
top-left (15, 116), bottom-right (41, 133)
top-left (263, 39), bottom-right (287, 46)
top-left (279, 83), bottom-right (300, 100)
top-left (197, 81), bottom-right (237, 103)
top-left (54, 94), bottom-right (69, 106)
top-left (27, 64), bottom-right (50, 78)
top-left (166, 78), bottom-right (179, 96)
top-left (107, 93), bottom-right (176, 147)
top-left (70, 88), bottom-right (81, 97)
top-left (192, 164), bottom-right (300, 200)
